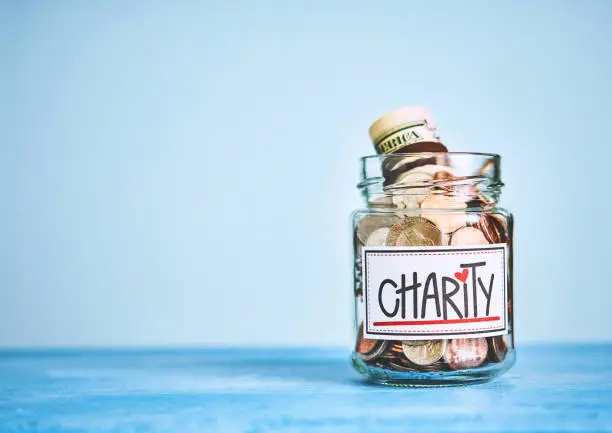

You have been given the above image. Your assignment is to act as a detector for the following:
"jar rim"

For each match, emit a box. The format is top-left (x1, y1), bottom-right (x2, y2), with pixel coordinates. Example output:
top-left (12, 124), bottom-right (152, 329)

top-left (358, 151), bottom-right (503, 205)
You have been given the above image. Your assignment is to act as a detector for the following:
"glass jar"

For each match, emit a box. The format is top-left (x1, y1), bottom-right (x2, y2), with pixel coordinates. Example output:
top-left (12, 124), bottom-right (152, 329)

top-left (351, 152), bottom-right (515, 386)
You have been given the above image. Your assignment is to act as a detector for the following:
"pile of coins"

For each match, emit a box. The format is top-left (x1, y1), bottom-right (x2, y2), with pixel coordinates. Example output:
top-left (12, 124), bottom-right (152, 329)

top-left (356, 323), bottom-right (508, 372)
top-left (352, 106), bottom-right (513, 375)
top-left (353, 187), bottom-right (512, 372)
top-left (353, 199), bottom-right (512, 372)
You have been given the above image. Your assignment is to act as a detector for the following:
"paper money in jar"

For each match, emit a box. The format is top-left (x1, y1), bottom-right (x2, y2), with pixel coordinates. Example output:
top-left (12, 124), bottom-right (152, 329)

top-left (368, 107), bottom-right (447, 155)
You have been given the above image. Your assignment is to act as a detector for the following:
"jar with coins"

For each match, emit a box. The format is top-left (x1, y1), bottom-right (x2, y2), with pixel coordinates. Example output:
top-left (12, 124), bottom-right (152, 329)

top-left (351, 151), bottom-right (515, 386)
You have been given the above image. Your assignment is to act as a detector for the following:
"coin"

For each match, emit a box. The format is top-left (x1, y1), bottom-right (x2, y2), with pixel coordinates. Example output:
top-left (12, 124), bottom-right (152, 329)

top-left (356, 334), bottom-right (377, 355)
top-left (431, 171), bottom-right (476, 199)
top-left (449, 226), bottom-right (489, 246)
top-left (390, 170), bottom-right (434, 206)
top-left (388, 341), bottom-right (405, 356)
top-left (365, 227), bottom-right (390, 246)
top-left (384, 163), bottom-right (456, 208)
top-left (479, 214), bottom-right (508, 244)
top-left (420, 194), bottom-right (467, 234)
top-left (356, 214), bottom-right (400, 246)
top-left (375, 341), bottom-right (448, 372)
top-left (385, 216), bottom-right (442, 247)
top-left (401, 339), bottom-right (447, 366)
top-left (443, 338), bottom-right (489, 370)
top-left (384, 162), bottom-right (454, 193)
top-left (487, 335), bottom-right (508, 362)
top-left (356, 323), bottom-right (388, 361)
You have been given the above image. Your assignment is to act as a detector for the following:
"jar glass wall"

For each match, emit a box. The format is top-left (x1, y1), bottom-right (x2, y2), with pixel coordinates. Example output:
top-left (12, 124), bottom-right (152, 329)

top-left (351, 153), bottom-right (515, 386)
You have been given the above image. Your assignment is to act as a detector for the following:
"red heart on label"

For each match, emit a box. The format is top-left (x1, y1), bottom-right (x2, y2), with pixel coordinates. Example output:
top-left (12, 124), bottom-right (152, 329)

top-left (455, 269), bottom-right (469, 283)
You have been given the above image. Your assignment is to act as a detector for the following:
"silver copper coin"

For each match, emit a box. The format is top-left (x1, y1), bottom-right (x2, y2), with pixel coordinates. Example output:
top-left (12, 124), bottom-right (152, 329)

top-left (479, 214), bottom-right (508, 244)
top-left (443, 338), bottom-right (489, 370)
top-left (376, 341), bottom-right (402, 361)
top-left (449, 226), bottom-right (489, 246)
top-left (356, 323), bottom-right (388, 361)
top-left (431, 171), bottom-right (476, 199)
top-left (374, 340), bottom-right (448, 372)
top-left (386, 216), bottom-right (442, 247)
top-left (420, 194), bottom-right (467, 234)
top-left (401, 340), bottom-right (447, 366)
top-left (356, 214), bottom-right (400, 246)
top-left (487, 335), bottom-right (508, 362)
top-left (390, 170), bottom-right (433, 206)
top-left (365, 227), bottom-right (391, 247)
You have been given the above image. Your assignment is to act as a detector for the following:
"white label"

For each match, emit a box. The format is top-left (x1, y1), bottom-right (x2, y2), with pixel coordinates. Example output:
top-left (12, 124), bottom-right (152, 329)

top-left (362, 244), bottom-right (508, 340)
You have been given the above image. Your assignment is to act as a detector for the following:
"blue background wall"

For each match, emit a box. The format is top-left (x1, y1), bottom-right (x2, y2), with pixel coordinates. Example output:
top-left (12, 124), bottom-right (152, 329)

top-left (2, 0), bottom-right (611, 347)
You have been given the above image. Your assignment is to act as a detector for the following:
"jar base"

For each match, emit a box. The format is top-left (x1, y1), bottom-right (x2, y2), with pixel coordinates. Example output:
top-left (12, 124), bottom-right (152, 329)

top-left (351, 351), bottom-right (515, 388)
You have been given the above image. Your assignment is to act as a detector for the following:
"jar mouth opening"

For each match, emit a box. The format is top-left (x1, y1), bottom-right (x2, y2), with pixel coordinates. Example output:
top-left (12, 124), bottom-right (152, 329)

top-left (358, 151), bottom-right (503, 205)
top-left (360, 152), bottom-right (500, 163)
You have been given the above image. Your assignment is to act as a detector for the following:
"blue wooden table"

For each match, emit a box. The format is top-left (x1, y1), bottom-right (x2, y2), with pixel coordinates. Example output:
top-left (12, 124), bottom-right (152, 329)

top-left (1, 344), bottom-right (611, 432)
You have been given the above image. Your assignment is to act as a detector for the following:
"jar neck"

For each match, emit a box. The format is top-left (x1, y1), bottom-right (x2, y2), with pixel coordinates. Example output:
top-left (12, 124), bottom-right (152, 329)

top-left (358, 153), bottom-right (503, 210)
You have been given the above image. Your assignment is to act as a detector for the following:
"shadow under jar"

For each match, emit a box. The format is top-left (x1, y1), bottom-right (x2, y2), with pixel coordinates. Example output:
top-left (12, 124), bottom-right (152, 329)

top-left (351, 152), bottom-right (515, 386)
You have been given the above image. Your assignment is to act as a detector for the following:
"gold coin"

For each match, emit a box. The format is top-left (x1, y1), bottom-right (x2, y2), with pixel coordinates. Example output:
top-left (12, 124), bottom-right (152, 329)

top-left (401, 339), bottom-right (447, 366)
top-left (356, 214), bottom-right (400, 246)
top-left (449, 226), bottom-right (489, 246)
top-left (385, 216), bottom-right (442, 247)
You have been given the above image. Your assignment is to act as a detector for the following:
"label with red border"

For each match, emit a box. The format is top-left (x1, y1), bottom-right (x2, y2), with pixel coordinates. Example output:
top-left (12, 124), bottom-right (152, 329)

top-left (362, 244), bottom-right (508, 340)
